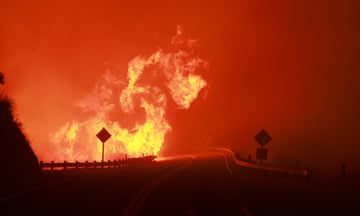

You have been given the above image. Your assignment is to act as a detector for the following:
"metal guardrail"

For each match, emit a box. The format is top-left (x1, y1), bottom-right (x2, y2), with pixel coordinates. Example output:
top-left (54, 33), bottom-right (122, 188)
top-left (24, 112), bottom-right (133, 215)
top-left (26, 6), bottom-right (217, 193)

top-left (234, 159), bottom-right (309, 175)
top-left (39, 156), bottom-right (156, 171)
top-left (213, 147), bottom-right (311, 180)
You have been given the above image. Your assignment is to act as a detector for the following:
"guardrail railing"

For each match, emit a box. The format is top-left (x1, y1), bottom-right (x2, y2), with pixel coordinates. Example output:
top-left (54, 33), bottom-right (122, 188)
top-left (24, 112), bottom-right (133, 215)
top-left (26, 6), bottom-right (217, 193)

top-left (39, 156), bottom-right (156, 171)
top-left (213, 147), bottom-right (312, 181)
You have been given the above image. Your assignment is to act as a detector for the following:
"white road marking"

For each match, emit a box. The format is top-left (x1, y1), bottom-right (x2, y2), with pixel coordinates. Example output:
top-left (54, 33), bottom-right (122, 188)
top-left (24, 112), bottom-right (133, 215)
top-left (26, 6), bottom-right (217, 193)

top-left (122, 155), bottom-right (196, 216)
top-left (215, 150), bottom-right (253, 216)
top-left (217, 152), bottom-right (233, 176)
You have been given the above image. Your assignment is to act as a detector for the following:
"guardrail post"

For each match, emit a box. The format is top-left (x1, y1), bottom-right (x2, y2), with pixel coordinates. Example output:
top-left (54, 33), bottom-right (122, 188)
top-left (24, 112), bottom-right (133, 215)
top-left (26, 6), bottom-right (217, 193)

top-left (341, 163), bottom-right (346, 182)
top-left (63, 160), bottom-right (67, 170)
top-left (306, 168), bottom-right (313, 182)
top-left (40, 161), bottom-right (43, 170)
top-left (248, 155), bottom-right (252, 162)
top-left (94, 160), bottom-right (97, 168)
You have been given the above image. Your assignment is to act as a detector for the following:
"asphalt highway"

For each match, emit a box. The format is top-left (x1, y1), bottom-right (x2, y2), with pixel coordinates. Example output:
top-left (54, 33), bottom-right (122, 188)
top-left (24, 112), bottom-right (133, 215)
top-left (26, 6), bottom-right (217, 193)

top-left (1, 150), bottom-right (358, 216)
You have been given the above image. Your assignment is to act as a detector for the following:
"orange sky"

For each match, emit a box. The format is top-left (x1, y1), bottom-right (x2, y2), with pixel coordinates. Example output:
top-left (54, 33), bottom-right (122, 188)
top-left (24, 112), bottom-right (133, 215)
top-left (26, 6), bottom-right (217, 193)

top-left (1, 0), bottom-right (360, 174)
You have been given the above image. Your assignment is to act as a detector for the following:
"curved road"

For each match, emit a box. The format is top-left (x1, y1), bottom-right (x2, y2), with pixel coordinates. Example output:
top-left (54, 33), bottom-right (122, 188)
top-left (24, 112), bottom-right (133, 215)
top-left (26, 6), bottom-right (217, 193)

top-left (1, 150), bottom-right (358, 216)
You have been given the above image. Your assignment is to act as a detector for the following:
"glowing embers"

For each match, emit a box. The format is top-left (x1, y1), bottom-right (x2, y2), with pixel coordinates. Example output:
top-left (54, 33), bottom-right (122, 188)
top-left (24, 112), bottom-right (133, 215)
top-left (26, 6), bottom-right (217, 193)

top-left (49, 27), bottom-right (208, 161)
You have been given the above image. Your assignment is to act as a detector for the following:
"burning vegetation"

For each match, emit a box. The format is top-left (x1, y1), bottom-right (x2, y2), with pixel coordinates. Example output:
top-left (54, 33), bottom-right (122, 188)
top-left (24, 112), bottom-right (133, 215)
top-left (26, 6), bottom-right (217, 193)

top-left (49, 27), bottom-right (209, 161)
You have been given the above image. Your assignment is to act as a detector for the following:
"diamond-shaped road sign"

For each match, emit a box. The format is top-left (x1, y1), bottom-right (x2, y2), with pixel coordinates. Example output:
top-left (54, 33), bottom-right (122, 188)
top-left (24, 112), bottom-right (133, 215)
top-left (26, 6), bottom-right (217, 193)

top-left (97, 127), bottom-right (111, 162)
top-left (96, 127), bottom-right (111, 143)
top-left (254, 129), bottom-right (272, 147)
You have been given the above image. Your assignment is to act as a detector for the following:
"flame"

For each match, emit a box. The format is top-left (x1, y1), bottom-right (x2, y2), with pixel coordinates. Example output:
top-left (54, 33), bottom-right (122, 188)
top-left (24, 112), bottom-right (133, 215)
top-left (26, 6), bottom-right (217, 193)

top-left (48, 27), bottom-right (209, 161)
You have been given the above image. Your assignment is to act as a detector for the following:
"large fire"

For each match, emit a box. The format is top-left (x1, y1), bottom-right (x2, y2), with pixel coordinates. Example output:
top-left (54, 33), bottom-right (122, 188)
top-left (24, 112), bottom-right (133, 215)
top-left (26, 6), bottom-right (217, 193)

top-left (48, 27), bottom-right (209, 161)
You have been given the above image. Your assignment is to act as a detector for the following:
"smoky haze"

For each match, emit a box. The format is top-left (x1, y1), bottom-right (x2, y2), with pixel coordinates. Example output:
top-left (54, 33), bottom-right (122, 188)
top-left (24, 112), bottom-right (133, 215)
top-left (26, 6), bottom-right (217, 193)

top-left (1, 0), bottom-right (360, 176)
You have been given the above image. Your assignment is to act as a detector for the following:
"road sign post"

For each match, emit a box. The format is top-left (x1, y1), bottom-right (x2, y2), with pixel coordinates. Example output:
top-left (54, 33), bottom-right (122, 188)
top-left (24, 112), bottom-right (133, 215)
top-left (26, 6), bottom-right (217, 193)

top-left (96, 127), bottom-right (111, 163)
top-left (202, 135), bottom-right (214, 148)
top-left (256, 148), bottom-right (268, 164)
top-left (254, 129), bottom-right (272, 164)
top-left (102, 141), bottom-right (105, 164)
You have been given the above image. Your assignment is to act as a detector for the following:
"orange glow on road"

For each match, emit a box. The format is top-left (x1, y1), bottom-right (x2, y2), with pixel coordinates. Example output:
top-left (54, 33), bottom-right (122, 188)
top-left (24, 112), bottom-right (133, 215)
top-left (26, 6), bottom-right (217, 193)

top-left (49, 28), bottom-right (208, 161)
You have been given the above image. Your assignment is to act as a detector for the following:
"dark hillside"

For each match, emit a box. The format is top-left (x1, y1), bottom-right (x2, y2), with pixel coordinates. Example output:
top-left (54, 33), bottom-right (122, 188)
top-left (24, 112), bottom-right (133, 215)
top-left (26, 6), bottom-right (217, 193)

top-left (0, 96), bottom-right (40, 190)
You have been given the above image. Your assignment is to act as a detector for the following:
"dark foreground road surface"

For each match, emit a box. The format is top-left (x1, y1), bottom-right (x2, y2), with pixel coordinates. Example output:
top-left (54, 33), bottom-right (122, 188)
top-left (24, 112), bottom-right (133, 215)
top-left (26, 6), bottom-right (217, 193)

top-left (1, 151), bottom-right (359, 216)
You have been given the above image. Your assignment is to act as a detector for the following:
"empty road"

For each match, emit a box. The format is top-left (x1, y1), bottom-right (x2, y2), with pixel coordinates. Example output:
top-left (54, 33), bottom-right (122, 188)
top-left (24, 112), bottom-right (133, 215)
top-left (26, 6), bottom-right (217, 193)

top-left (1, 150), bottom-right (358, 216)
